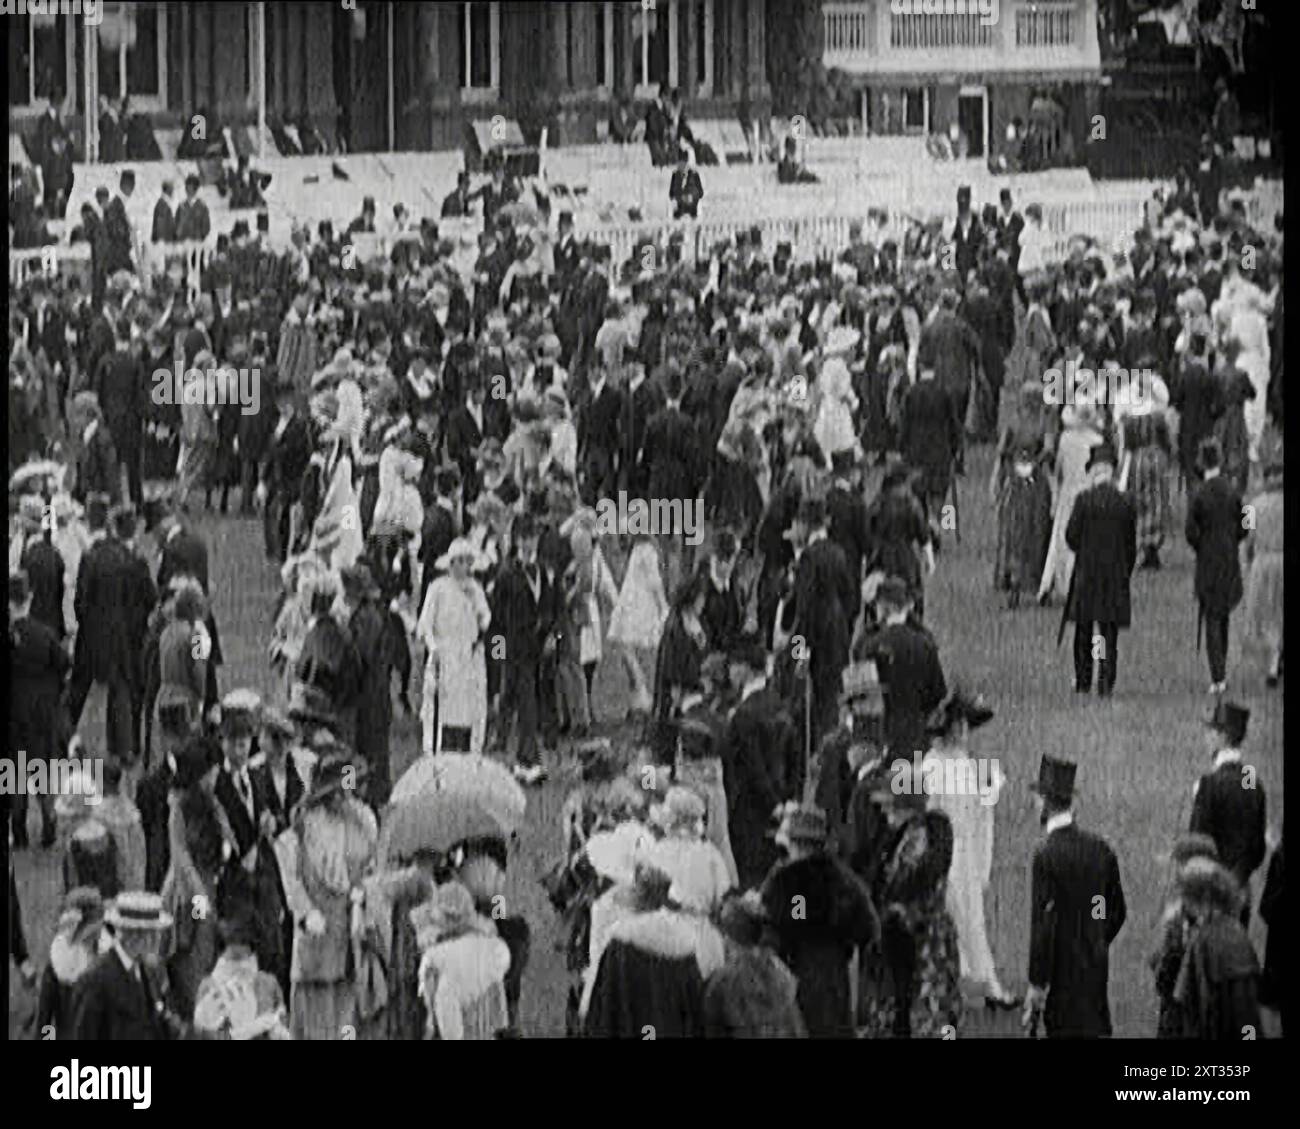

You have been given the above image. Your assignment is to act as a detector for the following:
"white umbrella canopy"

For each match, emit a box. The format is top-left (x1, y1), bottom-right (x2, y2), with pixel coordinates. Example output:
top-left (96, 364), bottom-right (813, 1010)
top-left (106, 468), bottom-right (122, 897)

top-left (389, 753), bottom-right (526, 834)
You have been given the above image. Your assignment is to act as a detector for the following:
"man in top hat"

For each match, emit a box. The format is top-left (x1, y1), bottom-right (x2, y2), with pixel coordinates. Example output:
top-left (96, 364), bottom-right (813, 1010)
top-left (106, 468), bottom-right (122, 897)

top-left (1063, 440), bottom-right (1137, 696)
top-left (858, 576), bottom-right (947, 762)
top-left (951, 185), bottom-right (983, 282)
top-left (419, 463), bottom-right (463, 606)
top-left (827, 449), bottom-right (873, 624)
top-left (67, 495), bottom-right (138, 764)
top-left (1023, 755), bottom-right (1126, 1039)
top-left (669, 145), bottom-right (704, 220)
top-left (69, 891), bottom-right (181, 1040)
top-left (446, 371), bottom-right (507, 503)
top-left (340, 561), bottom-right (399, 808)
top-left (258, 379), bottom-right (313, 562)
top-left (780, 496), bottom-right (859, 750)
top-left (718, 644), bottom-right (801, 889)
top-left (1190, 701), bottom-right (1266, 922)
top-left (112, 505), bottom-right (158, 762)
top-left (576, 356), bottom-right (626, 507)
top-left (1185, 436), bottom-right (1247, 694)
top-left (8, 570), bottom-right (70, 850)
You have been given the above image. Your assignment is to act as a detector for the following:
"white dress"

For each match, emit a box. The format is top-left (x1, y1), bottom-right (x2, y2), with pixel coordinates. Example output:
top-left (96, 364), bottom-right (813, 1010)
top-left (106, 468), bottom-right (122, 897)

top-left (922, 749), bottom-right (1005, 991)
top-left (1038, 424), bottom-right (1103, 601)
top-left (317, 450), bottom-right (364, 574)
top-left (813, 357), bottom-right (860, 464)
top-left (417, 575), bottom-right (492, 754)
top-left (607, 541), bottom-right (668, 650)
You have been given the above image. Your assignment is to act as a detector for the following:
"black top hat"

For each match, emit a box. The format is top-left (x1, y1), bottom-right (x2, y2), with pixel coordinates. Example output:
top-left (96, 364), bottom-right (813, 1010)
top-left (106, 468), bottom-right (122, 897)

top-left (1085, 441), bottom-right (1117, 471)
top-left (956, 185), bottom-right (972, 203)
top-left (1206, 700), bottom-right (1250, 744)
top-left (830, 448), bottom-right (859, 473)
top-left (1032, 755), bottom-right (1077, 805)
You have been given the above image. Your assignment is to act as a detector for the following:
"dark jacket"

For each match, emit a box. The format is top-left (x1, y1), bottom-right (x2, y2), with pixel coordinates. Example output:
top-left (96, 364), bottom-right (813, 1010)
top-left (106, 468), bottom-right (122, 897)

top-left (1029, 821), bottom-right (1126, 1038)
top-left (783, 535), bottom-right (857, 680)
top-left (157, 525), bottom-right (210, 595)
top-left (859, 621), bottom-right (946, 759)
top-left (762, 853), bottom-right (880, 1038)
top-left (643, 405), bottom-right (703, 502)
top-left (68, 951), bottom-right (174, 1040)
top-left (9, 614), bottom-right (70, 763)
top-left (102, 195), bottom-right (135, 275)
top-left (76, 423), bottom-right (121, 504)
top-left (151, 196), bottom-right (176, 243)
top-left (1190, 759), bottom-right (1267, 888)
top-left (492, 558), bottom-right (558, 667)
top-left (1185, 474), bottom-right (1246, 614)
top-left (19, 536), bottom-right (67, 638)
top-left (73, 537), bottom-right (138, 682)
top-left (1065, 480), bottom-right (1137, 627)
top-left (899, 379), bottom-right (962, 495)
top-left (720, 687), bottom-right (801, 889)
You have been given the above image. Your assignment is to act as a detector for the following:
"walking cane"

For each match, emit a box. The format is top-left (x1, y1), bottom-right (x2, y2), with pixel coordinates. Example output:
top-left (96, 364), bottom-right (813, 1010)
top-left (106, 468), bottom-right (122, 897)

top-left (949, 472), bottom-right (961, 544)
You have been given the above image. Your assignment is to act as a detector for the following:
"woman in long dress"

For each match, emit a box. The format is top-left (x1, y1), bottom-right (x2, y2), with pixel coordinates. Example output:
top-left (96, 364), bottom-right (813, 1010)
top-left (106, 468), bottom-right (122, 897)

top-left (921, 692), bottom-right (1018, 1008)
top-left (160, 735), bottom-right (232, 1020)
top-left (1241, 461), bottom-right (1284, 684)
top-left (648, 572), bottom-right (710, 765)
top-left (1038, 400), bottom-right (1103, 603)
top-left (275, 752), bottom-right (379, 1041)
top-left (418, 538), bottom-right (492, 754)
top-left (607, 535), bottom-right (668, 717)
top-left (1118, 378), bottom-right (1174, 569)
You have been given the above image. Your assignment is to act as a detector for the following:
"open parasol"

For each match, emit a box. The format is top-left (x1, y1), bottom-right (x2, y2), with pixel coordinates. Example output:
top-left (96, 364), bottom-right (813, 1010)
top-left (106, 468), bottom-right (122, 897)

top-left (500, 200), bottom-right (541, 228)
top-left (381, 788), bottom-right (511, 861)
top-left (390, 753), bottom-right (526, 833)
top-left (9, 460), bottom-right (66, 496)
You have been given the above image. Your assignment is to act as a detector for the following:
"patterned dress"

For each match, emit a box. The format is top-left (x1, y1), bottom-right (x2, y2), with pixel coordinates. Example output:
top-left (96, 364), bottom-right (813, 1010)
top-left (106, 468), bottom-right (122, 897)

top-left (860, 809), bottom-right (963, 1038)
top-left (1120, 410), bottom-right (1172, 552)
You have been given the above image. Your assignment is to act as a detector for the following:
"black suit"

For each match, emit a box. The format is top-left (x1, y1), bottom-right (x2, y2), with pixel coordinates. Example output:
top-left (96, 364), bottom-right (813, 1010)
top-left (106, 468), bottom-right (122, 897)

top-left (1065, 481), bottom-right (1137, 694)
top-left (720, 687), bottom-right (800, 888)
top-left (69, 951), bottom-right (173, 1041)
top-left (76, 423), bottom-right (121, 505)
top-left (261, 412), bottom-right (312, 561)
top-left (1029, 820), bottom-right (1126, 1038)
top-left (669, 168), bottom-right (704, 219)
top-left (102, 195), bottom-right (135, 275)
top-left (1186, 474), bottom-right (1246, 685)
top-left (860, 620), bottom-right (946, 759)
top-left (1190, 758), bottom-right (1267, 892)
top-left (782, 535), bottom-right (858, 744)
top-left (151, 196), bottom-right (176, 243)
top-left (643, 405), bottom-right (702, 502)
top-left (8, 614), bottom-right (69, 845)
top-left (121, 546), bottom-right (158, 760)
top-left (827, 480), bottom-right (872, 622)
top-left (1171, 358), bottom-right (1224, 484)
top-left (157, 525), bottom-right (210, 595)
top-left (492, 558), bottom-right (558, 767)
top-left (69, 536), bottom-right (137, 760)
top-left (623, 377), bottom-right (665, 496)
top-left (951, 214), bottom-right (984, 283)
top-left (578, 382), bottom-right (625, 505)
top-left (18, 535), bottom-right (66, 638)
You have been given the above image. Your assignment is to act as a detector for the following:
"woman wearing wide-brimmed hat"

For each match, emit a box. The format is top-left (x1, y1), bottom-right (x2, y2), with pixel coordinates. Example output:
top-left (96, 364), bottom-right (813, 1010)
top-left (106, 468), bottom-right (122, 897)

top-left (417, 537), bottom-right (492, 754)
top-left (159, 734), bottom-right (232, 1020)
top-left (35, 886), bottom-right (105, 1039)
top-left (273, 749), bottom-right (378, 1041)
top-left (1166, 857), bottom-right (1262, 1039)
top-left (921, 689), bottom-right (1018, 1010)
top-left (1038, 395), bottom-right (1104, 603)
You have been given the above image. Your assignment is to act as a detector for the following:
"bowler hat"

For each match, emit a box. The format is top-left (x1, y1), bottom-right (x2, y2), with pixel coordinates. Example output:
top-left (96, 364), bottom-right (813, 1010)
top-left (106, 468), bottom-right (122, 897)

top-left (1031, 755), bottom-right (1077, 805)
top-left (875, 575), bottom-right (914, 610)
top-left (218, 688), bottom-right (262, 737)
top-left (1205, 700), bottom-right (1249, 744)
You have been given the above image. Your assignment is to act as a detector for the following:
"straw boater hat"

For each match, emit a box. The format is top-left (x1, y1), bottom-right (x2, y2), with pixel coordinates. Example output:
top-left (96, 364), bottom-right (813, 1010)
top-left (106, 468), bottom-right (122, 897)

top-left (106, 891), bottom-right (174, 933)
top-left (217, 688), bottom-right (262, 738)
top-left (259, 706), bottom-right (296, 743)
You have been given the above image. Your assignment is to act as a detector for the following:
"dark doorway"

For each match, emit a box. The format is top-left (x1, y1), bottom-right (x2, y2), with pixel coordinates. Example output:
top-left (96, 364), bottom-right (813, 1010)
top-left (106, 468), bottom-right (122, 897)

top-left (958, 91), bottom-right (986, 157)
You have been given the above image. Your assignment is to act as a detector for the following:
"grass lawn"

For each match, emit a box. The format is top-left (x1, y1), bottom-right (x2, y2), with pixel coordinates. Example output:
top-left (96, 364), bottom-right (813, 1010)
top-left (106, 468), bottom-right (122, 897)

top-left (9, 438), bottom-right (1283, 1039)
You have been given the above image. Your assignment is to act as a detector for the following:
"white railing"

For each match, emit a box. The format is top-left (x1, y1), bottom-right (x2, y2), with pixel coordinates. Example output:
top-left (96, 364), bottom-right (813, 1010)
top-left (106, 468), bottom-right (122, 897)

top-left (1015, 1), bottom-right (1077, 47)
top-left (823, 1), bottom-right (874, 60)
top-left (889, 10), bottom-right (995, 49)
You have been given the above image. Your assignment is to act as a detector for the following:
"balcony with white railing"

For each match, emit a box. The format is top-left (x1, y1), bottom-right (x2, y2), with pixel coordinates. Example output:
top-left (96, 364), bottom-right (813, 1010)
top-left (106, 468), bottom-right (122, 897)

top-left (823, 0), bottom-right (1102, 78)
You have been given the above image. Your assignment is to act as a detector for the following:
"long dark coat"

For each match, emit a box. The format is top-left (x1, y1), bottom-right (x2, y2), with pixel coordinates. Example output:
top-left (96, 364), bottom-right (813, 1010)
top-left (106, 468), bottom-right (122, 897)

top-left (1185, 473), bottom-right (1246, 615)
top-left (1190, 761), bottom-right (1267, 888)
top-left (719, 687), bottom-right (801, 889)
top-left (1029, 822), bottom-right (1126, 1038)
top-left (1065, 481), bottom-right (1137, 627)
top-left (899, 379), bottom-right (962, 499)
top-left (761, 853), bottom-right (880, 1038)
top-left (9, 614), bottom-right (70, 764)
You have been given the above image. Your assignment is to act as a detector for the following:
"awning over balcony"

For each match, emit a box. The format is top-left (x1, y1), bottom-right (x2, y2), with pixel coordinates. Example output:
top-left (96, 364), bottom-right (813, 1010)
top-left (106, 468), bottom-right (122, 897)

top-left (823, 0), bottom-right (1103, 81)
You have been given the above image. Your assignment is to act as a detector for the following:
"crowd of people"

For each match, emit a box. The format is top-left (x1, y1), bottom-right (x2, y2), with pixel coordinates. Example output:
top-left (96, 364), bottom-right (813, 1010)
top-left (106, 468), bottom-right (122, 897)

top-left (7, 132), bottom-right (1285, 1039)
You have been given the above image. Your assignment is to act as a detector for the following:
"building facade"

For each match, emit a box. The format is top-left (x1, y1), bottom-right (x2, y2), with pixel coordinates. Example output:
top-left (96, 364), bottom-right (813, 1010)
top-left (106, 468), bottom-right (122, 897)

top-left (820, 0), bottom-right (1103, 159)
top-left (9, 1), bottom-right (771, 156)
